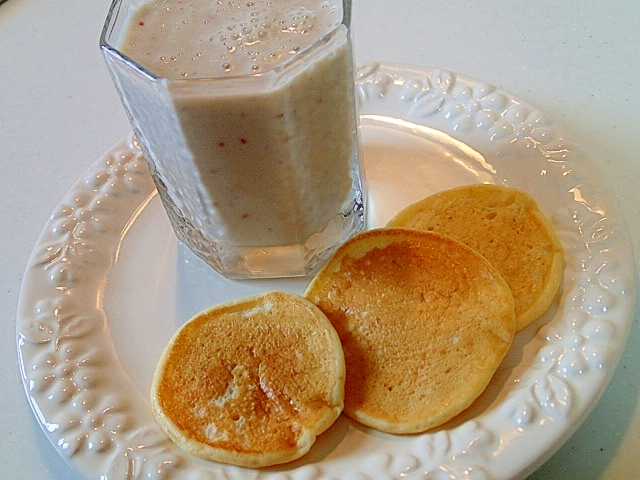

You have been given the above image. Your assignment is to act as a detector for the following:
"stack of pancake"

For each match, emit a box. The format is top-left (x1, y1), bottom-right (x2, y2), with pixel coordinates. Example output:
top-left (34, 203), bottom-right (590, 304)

top-left (150, 184), bottom-right (564, 467)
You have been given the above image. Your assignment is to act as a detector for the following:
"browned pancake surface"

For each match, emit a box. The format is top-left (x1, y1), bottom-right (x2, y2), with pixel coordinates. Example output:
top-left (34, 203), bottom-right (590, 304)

top-left (305, 229), bottom-right (515, 434)
top-left (151, 291), bottom-right (345, 467)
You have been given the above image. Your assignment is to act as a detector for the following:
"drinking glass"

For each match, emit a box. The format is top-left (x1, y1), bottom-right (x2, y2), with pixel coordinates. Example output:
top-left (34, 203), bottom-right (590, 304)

top-left (100, 0), bottom-right (365, 279)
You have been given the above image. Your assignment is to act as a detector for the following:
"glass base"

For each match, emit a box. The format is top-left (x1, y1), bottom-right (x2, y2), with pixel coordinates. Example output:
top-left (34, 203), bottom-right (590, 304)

top-left (169, 200), bottom-right (366, 279)
top-left (210, 243), bottom-right (333, 279)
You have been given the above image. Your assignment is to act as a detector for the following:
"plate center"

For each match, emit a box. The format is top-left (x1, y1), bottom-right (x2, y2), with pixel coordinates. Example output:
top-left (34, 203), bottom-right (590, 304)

top-left (361, 114), bottom-right (496, 227)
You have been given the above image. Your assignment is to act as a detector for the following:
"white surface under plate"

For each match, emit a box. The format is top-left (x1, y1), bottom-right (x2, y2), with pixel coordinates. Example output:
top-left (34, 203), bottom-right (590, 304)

top-left (16, 62), bottom-right (636, 480)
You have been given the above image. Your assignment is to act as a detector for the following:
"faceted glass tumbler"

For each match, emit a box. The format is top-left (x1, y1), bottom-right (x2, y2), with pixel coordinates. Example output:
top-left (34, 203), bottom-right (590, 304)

top-left (100, 0), bottom-right (365, 279)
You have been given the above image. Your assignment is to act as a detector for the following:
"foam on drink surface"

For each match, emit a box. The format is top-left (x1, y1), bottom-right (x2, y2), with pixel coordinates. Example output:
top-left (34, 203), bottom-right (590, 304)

top-left (121, 0), bottom-right (342, 78)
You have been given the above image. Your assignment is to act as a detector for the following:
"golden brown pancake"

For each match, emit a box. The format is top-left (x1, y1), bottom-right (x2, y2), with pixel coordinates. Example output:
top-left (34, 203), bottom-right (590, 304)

top-left (305, 229), bottom-right (516, 434)
top-left (388, 184), bottom-right (563, 330)
top-left (150, 291), bottom-right (345, 467)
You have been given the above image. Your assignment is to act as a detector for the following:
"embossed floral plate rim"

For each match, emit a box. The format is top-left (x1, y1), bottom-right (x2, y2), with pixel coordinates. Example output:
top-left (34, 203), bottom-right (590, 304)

top-left (16, 62), bottom-right (636, 480)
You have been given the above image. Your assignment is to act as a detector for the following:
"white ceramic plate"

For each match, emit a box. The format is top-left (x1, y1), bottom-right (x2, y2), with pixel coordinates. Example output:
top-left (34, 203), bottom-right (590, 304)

top-left (17, 62), bottom-right (635, 480)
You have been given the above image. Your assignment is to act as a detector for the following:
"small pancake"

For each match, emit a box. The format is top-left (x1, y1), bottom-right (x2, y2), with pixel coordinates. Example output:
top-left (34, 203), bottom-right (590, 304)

top-left (388, 184), bottom-right (563, 330)
top-left (150, 291), bottom-right (345, 468)
top-left (305, 229), bottom-right (516, 434)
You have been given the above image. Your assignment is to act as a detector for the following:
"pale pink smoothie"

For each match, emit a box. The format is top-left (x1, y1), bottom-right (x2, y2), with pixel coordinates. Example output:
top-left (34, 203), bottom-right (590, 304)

top-left (117, 0), bottom-right (361, 252)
